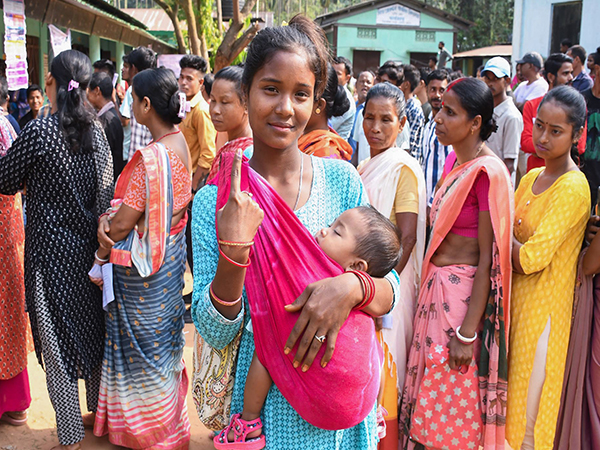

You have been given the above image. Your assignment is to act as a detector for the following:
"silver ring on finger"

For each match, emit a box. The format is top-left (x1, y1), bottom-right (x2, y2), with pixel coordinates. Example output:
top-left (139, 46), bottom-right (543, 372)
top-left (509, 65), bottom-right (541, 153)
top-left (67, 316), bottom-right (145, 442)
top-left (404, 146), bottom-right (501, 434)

top-left (314, 335), bottom-right (326, 343)
top-left (242, 191), bottom-right (253, 198)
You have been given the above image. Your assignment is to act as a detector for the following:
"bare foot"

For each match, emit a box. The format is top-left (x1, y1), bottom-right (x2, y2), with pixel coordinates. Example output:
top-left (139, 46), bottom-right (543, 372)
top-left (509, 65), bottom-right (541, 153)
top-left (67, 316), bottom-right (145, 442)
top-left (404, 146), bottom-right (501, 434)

top-left (50, 443), bottom-right (82, 450)
top-left (82, 412), bottom-right (96, 429)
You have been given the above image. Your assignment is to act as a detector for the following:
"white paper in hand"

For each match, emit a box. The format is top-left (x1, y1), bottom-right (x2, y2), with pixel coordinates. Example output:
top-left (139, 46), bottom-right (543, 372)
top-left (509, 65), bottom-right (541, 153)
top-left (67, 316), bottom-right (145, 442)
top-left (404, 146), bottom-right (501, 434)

top-left (102, 263), bottom-right (115, 311)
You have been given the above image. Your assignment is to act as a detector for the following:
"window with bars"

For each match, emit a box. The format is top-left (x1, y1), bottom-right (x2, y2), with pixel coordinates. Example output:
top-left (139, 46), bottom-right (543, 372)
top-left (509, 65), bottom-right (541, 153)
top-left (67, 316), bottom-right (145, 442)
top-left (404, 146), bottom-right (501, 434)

top-left (357, 28), bottom-right (377, 39)
top-left (416, 31), bottom-right (435, 42)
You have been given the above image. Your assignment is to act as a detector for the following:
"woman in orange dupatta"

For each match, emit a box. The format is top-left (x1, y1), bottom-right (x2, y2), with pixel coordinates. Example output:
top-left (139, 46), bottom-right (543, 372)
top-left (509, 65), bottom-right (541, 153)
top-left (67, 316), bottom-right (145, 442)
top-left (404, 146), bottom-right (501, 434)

top-left (208, 66), bottom-right (253, 182)
top-left (298, 64), bottom-right (352, 161)
top-left (399, 78), bottom-right (513, 450)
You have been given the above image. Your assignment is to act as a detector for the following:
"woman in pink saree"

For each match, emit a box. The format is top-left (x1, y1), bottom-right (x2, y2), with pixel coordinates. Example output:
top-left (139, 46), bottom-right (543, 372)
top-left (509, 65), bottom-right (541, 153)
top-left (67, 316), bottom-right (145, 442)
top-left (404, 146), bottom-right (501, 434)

top-left (398, 78), bottom-right (513, 450)
top-left (191, 15), bottom-right (400, 450)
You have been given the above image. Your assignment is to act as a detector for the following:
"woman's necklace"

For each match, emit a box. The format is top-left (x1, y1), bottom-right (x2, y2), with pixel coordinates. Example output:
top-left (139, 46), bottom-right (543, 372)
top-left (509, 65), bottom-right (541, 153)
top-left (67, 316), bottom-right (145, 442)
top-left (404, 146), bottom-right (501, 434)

top-left (453, 141), bottom-right (486, 169)
top-left (474, 141), bottom-right (485, 159)
top-left (292, 154), bottom-right (305, 211)
top-left (152, 128), bottom-right (181, 144)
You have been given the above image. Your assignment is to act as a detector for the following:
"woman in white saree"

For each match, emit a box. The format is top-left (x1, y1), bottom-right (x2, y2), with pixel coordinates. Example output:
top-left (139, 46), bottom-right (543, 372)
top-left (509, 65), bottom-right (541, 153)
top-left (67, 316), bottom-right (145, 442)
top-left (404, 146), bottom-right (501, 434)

top-left (358, 82), bottom-right (426, 450)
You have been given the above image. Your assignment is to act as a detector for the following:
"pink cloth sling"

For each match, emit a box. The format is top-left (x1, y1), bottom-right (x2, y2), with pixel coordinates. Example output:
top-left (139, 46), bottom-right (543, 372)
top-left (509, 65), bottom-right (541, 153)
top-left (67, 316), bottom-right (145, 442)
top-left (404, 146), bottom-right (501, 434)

top-left (212, 153), bottom-right (382, 430)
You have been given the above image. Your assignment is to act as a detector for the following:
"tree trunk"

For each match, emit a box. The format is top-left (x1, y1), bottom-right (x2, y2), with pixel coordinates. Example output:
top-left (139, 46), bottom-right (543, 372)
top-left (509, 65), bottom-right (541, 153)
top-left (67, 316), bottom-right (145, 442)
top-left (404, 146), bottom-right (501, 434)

top-left (200, 33), bottom-right (210, 65)
top-left (213, 0), bottom-right (260, 71)
top-left (179, 0), bottom-right (202, 55)
top-left (216, 0), bottom-right (223, 36)
top-left (154, 0), bottom-right (187, 53)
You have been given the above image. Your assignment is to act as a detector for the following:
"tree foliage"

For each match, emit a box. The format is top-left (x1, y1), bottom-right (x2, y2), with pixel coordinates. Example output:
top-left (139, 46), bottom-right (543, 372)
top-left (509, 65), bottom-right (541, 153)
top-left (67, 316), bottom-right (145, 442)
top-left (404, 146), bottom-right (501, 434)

top-left (418, 0), bottom-right (513, 51)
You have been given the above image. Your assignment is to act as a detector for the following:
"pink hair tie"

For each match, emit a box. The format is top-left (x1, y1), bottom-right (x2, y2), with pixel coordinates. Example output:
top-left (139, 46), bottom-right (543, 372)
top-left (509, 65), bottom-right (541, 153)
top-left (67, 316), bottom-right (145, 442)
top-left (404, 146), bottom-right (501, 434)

top-left (177, 92), bottom-right (191, 119)
top-left (68, 80), bottom-right (79, 91)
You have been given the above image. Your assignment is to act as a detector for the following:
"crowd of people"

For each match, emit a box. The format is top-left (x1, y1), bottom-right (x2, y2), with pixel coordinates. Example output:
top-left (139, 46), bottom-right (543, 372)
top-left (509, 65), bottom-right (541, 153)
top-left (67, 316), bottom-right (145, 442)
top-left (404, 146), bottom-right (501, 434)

top-left (1, 13), bottom-right (600, 450)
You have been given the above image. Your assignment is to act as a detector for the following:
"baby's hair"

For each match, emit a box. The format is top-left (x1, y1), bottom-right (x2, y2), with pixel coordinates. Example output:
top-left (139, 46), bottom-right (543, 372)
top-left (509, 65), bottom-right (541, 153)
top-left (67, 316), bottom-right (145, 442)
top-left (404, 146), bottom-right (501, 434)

top-left (353, 206), bottom-right (402, 278)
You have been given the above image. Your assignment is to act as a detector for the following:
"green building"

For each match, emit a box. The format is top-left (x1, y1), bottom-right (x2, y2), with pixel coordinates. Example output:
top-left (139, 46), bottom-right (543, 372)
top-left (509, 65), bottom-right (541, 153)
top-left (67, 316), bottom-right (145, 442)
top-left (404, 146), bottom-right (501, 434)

top-left (1, 0), bottom-right (176, 89)
top-left (315, 0), bottom-right (471, 74)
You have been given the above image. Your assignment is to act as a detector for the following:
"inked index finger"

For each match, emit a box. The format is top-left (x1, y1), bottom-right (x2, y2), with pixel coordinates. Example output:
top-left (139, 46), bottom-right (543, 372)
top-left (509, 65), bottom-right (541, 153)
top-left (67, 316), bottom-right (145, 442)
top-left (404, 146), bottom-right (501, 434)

top-left (229, 149), bottom-right (242, 198)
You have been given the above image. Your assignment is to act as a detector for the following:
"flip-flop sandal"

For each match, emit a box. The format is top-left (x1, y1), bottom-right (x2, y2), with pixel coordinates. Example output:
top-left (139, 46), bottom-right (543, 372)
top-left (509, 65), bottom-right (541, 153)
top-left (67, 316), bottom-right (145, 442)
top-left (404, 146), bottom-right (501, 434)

top-left (0, 411), bottom-right (28, 426)
top-left (214, 413), bottom-right (266, 449)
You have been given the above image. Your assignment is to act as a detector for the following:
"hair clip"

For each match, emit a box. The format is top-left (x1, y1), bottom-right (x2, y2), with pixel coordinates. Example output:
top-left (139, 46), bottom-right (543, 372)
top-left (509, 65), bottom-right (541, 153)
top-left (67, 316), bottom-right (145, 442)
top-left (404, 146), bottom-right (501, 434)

top-left (68, 80), bottom-right (80, 91)
top-left (178, 92), bottom-right (191, 119)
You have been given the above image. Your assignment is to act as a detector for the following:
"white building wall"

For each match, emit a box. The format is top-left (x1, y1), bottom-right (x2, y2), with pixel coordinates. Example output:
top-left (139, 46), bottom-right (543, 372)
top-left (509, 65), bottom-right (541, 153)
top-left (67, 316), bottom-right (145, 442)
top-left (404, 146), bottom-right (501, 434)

top-left (512, 0), bottom-right (599, 70)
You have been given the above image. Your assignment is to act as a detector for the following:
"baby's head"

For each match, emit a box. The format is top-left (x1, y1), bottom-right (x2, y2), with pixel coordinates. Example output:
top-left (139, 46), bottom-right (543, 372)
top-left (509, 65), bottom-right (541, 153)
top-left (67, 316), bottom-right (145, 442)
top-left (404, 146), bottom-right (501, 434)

top-left (316, 206), bottom-right (402, 277)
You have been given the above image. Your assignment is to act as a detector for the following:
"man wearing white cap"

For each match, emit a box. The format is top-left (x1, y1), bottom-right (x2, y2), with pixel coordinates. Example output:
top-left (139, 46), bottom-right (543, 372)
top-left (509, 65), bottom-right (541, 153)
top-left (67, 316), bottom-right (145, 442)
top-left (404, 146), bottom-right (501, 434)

top-left (481, 57), bottom-right (523, 184)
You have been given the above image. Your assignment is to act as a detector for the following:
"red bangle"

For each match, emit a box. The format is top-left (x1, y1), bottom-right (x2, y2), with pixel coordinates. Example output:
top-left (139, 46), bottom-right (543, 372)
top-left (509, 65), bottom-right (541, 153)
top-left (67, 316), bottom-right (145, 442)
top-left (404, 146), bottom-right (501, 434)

top-left (209, 283), bottom-right (242, 307)
top-left (218, 245), bottom-right (251, 268)
top-left (347, 270), bottom-right (376, 310)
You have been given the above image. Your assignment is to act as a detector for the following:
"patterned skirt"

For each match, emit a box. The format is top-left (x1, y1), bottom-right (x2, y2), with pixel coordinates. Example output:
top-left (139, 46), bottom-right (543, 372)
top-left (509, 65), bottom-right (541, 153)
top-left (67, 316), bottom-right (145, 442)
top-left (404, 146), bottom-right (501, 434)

top-left (399, 264), bottom-right (481, 449)
top-left (94, 231), bottom-right (190, 449)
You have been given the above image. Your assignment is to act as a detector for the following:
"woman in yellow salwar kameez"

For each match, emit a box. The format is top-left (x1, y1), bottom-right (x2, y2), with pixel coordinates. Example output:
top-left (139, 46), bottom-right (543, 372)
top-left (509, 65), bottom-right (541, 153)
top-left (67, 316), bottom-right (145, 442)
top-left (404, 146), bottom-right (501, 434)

top-left (507, 86), bottom-right (590, 450)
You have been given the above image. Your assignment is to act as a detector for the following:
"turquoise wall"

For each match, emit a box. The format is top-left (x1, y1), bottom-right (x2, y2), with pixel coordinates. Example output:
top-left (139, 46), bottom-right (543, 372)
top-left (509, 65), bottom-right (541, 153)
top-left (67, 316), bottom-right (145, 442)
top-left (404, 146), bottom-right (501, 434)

top-left (328, 6), bottom-right (455, 67)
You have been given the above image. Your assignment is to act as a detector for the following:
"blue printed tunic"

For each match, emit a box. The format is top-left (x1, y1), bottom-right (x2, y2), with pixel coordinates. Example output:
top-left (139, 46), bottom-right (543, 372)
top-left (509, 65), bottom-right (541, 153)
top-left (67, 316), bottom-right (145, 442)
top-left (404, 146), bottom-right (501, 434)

top-left (192, 156), bottom-right (400, 450)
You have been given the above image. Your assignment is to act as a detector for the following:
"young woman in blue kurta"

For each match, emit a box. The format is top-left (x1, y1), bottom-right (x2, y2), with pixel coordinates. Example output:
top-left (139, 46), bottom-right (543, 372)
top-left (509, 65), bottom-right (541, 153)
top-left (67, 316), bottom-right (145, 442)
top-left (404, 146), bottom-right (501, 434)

top-left (191, 15), bottom-right (400, 450)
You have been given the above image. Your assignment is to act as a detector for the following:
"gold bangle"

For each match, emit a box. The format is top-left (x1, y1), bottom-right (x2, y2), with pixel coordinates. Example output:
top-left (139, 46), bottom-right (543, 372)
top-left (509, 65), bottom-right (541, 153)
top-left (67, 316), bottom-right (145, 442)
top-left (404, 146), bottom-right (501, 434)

top-left (217, 239), bottom-right (254, 248)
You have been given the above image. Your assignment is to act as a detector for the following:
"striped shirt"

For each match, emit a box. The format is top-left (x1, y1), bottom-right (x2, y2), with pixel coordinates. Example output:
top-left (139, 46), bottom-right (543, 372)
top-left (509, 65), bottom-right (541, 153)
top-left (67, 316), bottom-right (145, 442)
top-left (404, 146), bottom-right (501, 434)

top-left (406, 97), bottom-right (425, 158)
top-left (418, 112), bottom-right (452, 206)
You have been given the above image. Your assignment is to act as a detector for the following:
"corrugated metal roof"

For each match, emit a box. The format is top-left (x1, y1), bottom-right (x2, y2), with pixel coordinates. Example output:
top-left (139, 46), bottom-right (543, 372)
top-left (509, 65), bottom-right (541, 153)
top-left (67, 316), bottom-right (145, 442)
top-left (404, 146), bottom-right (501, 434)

top-left (453, 45), bottom-right (512, 58)
top-left (123, 8), bottom-right (174, 31)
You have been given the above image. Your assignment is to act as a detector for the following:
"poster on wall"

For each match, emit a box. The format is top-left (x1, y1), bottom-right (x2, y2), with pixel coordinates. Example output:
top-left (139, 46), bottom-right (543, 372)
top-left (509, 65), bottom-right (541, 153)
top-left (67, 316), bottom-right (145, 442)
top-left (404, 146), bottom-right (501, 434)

top-left (3, 0), bottom-right (28, 90)
top-left (49, 24), bottom-right (72, 56)
top-left (376, 4), bottom-right (421, 27)
top-left (157, 54), bottom-right (185, 79)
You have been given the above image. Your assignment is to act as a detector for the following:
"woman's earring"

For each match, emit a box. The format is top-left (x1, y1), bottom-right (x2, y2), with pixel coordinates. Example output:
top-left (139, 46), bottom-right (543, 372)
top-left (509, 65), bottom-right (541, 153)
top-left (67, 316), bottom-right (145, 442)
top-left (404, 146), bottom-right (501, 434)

top-left (315, 108), bottom-right (321, 114)
top-left (471, 129), bottom-right (474, 135)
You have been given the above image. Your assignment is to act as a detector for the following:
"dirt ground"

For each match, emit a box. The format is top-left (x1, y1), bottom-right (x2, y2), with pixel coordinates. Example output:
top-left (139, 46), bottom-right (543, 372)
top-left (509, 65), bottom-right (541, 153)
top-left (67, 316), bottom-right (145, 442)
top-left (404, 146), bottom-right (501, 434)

top-left (0, 271), bottom-right (215, 450)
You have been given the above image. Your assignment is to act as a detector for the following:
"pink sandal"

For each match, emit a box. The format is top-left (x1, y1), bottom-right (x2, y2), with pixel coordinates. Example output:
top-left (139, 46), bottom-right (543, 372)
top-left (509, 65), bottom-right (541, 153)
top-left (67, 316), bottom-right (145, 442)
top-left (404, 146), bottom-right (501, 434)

top-left (214, 413), bottom-right (266, 449)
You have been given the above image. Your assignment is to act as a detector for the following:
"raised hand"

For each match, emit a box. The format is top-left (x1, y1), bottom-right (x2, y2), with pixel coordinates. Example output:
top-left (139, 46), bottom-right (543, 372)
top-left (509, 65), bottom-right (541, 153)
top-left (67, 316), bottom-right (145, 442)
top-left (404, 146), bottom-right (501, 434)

top-left (216, 149), bottom-right (264, 243)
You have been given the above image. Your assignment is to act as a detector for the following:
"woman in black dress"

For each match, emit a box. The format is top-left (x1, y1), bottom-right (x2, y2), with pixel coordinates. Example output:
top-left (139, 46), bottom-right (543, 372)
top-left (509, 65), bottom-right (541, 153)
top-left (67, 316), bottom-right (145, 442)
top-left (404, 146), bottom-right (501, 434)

top-left (0, 50), bottom-right (113, 450)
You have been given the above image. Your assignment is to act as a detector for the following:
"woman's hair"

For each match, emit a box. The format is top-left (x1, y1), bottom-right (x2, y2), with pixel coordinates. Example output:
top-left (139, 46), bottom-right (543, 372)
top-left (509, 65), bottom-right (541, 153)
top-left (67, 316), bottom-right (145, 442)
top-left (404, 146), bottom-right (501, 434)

top-left (132, 67), bottom-right (183, 125)
top-left (353, 206), bottom-right (401, 278)
top-left (203, 73), bottom-right (214, 96)
top-left (446, 77), bottom-right (497, 141)
top-left (51, 49), bottom-right (97, 153)
top-left (322, 64), bottom-right (350, 118)
top-left (590, 47), bottom-right (600, 66)
top-left (242, 14), bottom-right (330, 100)
top-left (214, 65), bottom-right (244, 101)
top-left (363, 82), bottom-right (406, 120)
top-left (538, 85), bottom-right (587, 164)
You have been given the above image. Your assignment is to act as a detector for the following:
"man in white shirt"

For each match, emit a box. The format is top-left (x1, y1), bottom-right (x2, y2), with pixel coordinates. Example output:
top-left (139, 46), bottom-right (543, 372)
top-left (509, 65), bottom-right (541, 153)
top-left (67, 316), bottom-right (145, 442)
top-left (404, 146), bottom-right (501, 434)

top-left (513, 52), bottom-right (548, 111)
top-left (481, 57), bottom-right (523, 184)
top-left (330, 56), bottom-right (356, 140)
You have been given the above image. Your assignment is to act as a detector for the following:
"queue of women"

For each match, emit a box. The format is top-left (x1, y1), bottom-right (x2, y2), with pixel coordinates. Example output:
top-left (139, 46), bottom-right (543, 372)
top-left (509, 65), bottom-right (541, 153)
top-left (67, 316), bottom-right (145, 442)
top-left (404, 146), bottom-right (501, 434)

top-left (0, 14), bottom-right (598, 450)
